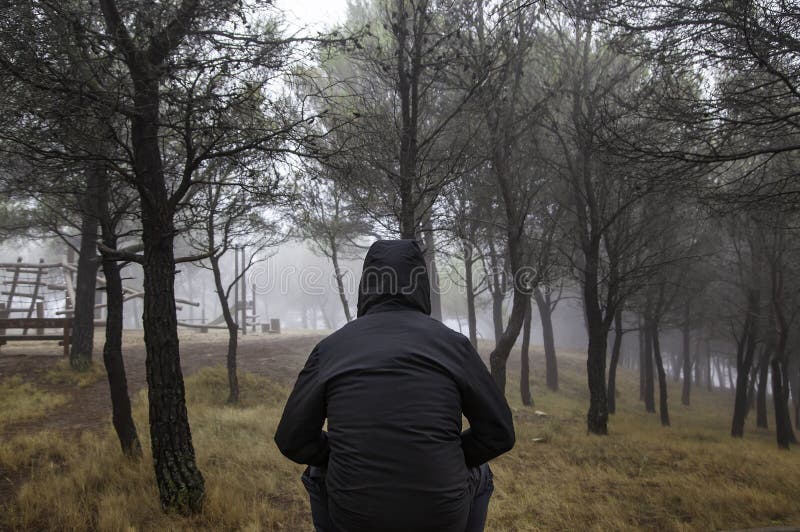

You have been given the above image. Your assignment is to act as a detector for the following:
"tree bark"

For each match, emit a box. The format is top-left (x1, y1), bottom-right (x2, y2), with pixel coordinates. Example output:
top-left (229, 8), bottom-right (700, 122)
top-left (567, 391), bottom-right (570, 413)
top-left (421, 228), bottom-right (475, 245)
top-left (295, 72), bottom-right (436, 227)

top-left (693, 330), bottom-right (703, 386)
top-left (330, 242), bottom-right (352, 323)
top-left (396, 0), bottom-right (420, 240)
top-left (583, 246), bottom-right (609, 435)
top-left (534, 286), bottom-right (558, 391)
top-left (489, 285), bottom-right (528, 395)
top-left (69, 162), bottom-right (102, 370)
top-left (520, 295), bottom-right (532, 406)
top-left (132, 78), bottom-right (204, 513)
top-left (101, 238), bottom-right (142, 457)
top-left (423, 223), bottom-right (442, 321)
top-left (98, 171), bottom-right (141, 457)
top-left (643, 316), bottom-right (655, 413)
top-left (586, 325), bottom-right (609, 434)
top-left (464, 248), bottom-right (477, 348)
top-left (652, 323), bottom-right (670, 426)
top-left (487, 169), bottom-right (529, 396)
top-left (732, 292), bottom-right (758, 438)
top-left (210, 255), bottom-right (239, 404)
top-left (607, 308), bottom-right (623, 414)
top-left (771, 356), bottom-right (796, 449)
top-left (756, 344), bottom-right (772, 429)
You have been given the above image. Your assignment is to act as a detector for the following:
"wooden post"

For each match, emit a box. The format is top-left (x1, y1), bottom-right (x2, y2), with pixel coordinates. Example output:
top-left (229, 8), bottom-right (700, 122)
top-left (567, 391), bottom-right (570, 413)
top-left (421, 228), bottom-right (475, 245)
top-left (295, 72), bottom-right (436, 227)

top-left (23, 259), bottom-right (45, 335)
top-left (36, 302), bottom-right (44, 335)
top-left (5, 257), bottom-right (21, 311)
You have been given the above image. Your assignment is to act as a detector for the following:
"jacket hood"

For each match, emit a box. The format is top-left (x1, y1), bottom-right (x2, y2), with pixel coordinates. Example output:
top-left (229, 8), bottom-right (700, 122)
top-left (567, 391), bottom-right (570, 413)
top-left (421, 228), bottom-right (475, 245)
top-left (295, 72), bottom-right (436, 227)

top-left (357, 240), bottom-right (432, 317)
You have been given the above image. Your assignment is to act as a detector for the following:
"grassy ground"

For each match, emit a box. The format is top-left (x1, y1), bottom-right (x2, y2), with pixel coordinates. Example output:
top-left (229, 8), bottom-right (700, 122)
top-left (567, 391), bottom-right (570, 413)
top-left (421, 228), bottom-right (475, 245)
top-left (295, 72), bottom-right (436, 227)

top-left (42, 360), bottom-right (107, 389)
top-left (1, 341), bottom-right (799, 531)
top-left (0, 376), bottom-right (68, 427)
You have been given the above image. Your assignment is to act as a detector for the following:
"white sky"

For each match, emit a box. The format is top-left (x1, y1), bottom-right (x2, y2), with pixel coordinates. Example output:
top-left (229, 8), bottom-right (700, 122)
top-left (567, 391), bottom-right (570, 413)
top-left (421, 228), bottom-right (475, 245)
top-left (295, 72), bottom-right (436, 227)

top-left (275, 0), bottom-right (350, 32)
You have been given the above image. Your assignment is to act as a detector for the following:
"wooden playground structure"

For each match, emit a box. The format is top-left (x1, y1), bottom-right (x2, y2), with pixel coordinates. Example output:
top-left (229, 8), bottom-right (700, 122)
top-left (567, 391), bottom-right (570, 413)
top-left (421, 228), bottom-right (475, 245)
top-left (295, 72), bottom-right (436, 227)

top-left (0, 250), bottom-right (280, 356)
top-left (0, 258), bottom-right (76, 355)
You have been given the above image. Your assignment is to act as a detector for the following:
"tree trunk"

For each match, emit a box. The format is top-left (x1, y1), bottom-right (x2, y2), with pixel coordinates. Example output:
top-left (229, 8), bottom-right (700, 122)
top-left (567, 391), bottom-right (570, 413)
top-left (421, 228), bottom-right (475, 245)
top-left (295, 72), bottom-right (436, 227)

top-left (534, 287), bottom-right (558, 391)
top-left (464, 252), bottom-right (477, 348)
top-left (330, 243), bottom-right (352, 323)
top-left (141, 216), bottom-right (205, 512)
top-left (693, 330), bottom-right (703, 386)
top-left (99, 179), bottom-right (141, 457)
top-left (771, 356), bottom-right (796, 449)
top-left (70, 162), bottom-right (102, 370)
top-left (210, 255), bottom-right (239, 404)
top-left (491, 280), bottom-right (504, 346)
top-left (639, 317), bottom-right (646, 401)
top-left (756, 344), bottom-right (771, 429)
top-left (133, 81), bottom-right (204, 514)
top-left (423, 221), bottom-right (442, 321)
top-left (786, 352), bottom-right (799, 429)
top-left (486, 235), bottom-right (505, 346)
top-left (746, 362), bottom-right (758, 413)
top-left (489, 286), bottom-right (528, 395)
top-left (643, 317), bottom-right (655, 413)
top-left (586, 325), bottom-right (609, 434)
top-left (681, 302), bottom-right (691, 406)
top-left (396, 0), bottom-right (420, 241)
top-left (520, 295), bottom-right (532, 406)
top-left (728, 361), bottom-right (735, 390)
top-left (607, 308), bottom-right (623, 414)
top-left (101, 250), bottom-right (142, 456)
top-left (706, 340), bottom-right (713, 391)
top-left (652, 323), bottom-right (670, 426)
top-left (583, 256), bottom-right (609, 435)
top-left (732, 304), bottom-right (758, 437)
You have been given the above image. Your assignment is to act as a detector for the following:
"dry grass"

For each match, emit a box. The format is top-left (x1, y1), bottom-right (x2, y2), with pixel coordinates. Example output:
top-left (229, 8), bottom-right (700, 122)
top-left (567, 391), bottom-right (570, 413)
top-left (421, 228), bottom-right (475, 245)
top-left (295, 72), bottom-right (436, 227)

top-left (43, 359), bottom-right (107, 388)
top-left (1, 368), bottom-right (312, 531)
top-left (1, 348), bottom-right (799, 531)
top-left (0, 376), bottom-right (68, 427)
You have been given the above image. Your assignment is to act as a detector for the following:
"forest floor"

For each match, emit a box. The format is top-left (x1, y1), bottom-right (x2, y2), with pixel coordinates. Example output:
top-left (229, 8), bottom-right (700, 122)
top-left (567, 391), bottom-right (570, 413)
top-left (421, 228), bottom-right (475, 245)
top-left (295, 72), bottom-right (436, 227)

top-left (0, 329), bottom-right (799, 531)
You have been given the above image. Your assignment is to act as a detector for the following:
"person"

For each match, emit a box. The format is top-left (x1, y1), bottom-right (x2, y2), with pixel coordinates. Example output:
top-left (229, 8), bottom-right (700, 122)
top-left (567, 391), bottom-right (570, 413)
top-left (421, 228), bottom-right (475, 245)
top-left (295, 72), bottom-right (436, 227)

top-left (275, 239), bottom-right (515, 532)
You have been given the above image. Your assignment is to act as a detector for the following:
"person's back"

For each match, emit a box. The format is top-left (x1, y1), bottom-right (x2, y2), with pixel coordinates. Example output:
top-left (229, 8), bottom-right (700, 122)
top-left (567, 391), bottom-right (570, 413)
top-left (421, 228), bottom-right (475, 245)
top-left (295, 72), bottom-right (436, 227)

top-left (275, 240), bottom-right (515, 532)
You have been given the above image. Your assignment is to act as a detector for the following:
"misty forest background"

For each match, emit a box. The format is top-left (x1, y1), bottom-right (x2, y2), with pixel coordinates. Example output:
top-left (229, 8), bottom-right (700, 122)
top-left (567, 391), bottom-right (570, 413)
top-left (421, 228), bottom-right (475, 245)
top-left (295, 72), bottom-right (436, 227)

top-left (1, 0), bottom-right (800, 529)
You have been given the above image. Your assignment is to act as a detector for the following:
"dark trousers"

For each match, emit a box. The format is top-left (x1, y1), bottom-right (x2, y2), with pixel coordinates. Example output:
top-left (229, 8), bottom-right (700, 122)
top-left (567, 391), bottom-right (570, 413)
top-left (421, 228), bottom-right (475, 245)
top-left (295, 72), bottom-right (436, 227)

top-left (301, 463), bottom-right (494, 532)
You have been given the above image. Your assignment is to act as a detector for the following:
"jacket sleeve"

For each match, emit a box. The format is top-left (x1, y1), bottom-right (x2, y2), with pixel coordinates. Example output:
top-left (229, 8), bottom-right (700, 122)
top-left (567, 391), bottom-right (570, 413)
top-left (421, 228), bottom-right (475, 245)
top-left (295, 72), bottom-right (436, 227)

top-left (274, 346), bottom-right (330, 467)
top-left (458, 339), bottom-right (516, 467)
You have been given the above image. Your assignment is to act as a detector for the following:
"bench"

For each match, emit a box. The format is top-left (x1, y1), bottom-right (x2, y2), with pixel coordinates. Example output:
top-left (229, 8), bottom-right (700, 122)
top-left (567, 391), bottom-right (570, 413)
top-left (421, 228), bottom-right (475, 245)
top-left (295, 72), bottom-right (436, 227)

top-left (0, 317), bottom-right (73, 357)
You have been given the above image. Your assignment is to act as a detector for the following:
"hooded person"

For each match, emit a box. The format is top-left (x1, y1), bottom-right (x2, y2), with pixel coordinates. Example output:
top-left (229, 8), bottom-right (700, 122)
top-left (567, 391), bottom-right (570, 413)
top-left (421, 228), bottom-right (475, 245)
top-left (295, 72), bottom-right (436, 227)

top-left (275, 239), bottom-right (515, 532)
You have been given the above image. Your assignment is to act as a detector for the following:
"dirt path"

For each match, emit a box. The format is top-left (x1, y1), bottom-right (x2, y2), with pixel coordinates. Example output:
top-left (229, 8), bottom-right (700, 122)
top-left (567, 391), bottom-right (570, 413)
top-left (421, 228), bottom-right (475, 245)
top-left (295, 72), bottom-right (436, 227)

top-left (0, 330), bottom-right (324, 437)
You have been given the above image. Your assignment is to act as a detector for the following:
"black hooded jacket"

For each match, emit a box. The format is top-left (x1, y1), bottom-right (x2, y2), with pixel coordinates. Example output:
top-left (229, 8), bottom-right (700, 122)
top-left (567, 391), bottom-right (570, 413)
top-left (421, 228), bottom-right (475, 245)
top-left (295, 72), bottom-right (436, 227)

top-left (275, 240), bottom-right (515, 532)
